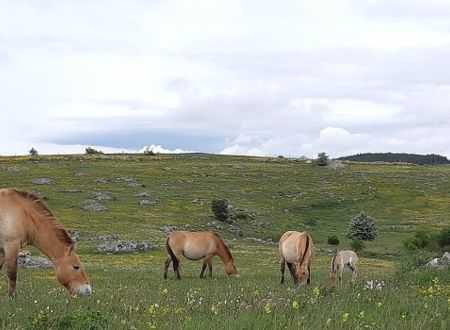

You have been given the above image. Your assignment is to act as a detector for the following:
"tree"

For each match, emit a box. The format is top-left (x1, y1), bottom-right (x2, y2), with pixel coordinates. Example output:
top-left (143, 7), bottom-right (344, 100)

top-left (346, 213), bottom-right (378, 241)
top-left (85, 147), bottom-right (102, 154)
top-left (29, 147), bottom-right (38, 157)
top-left (316, 152), bottom-right (329, 166)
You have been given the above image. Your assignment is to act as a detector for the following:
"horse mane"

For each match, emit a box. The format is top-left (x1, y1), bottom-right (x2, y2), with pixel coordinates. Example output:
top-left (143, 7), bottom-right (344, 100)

top-left (298, 233), bottom-right (310, 266)
top-left (13, 189), bottom-right (74, 246)
top-left (213, 232), bottom-right (233, 260)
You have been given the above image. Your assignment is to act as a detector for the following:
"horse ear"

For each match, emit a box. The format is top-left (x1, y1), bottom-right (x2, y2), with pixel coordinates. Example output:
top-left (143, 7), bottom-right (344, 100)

top-left (67, 241), bottom-right (76, 256)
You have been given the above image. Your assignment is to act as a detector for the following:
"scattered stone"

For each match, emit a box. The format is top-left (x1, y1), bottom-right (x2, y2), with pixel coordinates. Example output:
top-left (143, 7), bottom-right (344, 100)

top-left (18, 251), bottom-right (52, 268)
top-left (5, 166), bottom-right (20, 172)
top-left (245, 237), bottom-right (275, 245)
top-left (82, 199), bottom-right (107, 212)
top-left (61, 188), bottom-right (83, 193)
top-left (426, 252), bottom-right (450, 268)
top-left (30, 191), bottom-right (47, 200)
top-left (31, 178), bottom-right (55, 185)
top-left (326, 160), bottom-right (346, 169)
top-left (96, 240), bottom-right (152, 253)
top-left (69, 230), bottom-right (81, 241)
top-left (159, 224), bottom-right (192, 233)
top-left (135, 192), bottom-right (150, 197)
top-left (75, 172), bottom-right (87, 176)
top-left (139, 199), bottom-right (158, 206)
top-left (127, 182), bottom-right (144, 188)
top-left (94, 177), bottom-right (110, 184)
top-left (91, 192), bottom-right (114, 201)
top-left (116, 176), bottom-right (136, 182)
top-left (92, 234), bottom-right (119, 241)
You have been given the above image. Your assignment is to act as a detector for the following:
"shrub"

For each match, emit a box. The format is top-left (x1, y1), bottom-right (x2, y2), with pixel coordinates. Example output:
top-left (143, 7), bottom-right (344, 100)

top-left (437, 227), bottom-right (450, 247)
top-left (346, 213), bottom-right (378, 241)
top-left (327, 235), bottom-right (340, 245)
top-left (403, 231), bottom-right (432, 250)
top-left (85, 147), bottom-right (102, 154)
top-left (350, 239), bottom-right (365, 252)
top-left (211, 199), bottom-right (233, 223)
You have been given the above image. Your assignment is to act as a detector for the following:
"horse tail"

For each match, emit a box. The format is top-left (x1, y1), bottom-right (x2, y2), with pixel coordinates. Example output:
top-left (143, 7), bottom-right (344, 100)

top-left (166, 236), bottom-right (179, 268)
top-left (299, 233), bottom-right (311, 267)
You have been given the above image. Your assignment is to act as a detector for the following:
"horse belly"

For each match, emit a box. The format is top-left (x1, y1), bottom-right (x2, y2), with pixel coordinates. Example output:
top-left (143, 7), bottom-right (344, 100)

top-left (183, 242), bottom-right (210, 260)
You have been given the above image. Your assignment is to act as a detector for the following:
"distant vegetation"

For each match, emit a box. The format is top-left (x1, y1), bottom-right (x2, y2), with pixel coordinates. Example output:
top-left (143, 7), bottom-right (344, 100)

top-left (339, 152), bottom-right (449, 165)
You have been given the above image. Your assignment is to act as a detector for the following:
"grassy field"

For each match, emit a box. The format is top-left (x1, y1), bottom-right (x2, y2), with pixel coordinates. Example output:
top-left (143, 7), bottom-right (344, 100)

top-left (0, 154), bottom-right (449, 329)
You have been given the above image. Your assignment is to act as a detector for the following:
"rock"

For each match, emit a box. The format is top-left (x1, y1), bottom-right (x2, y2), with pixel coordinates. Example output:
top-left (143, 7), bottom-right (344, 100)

top-left (116, 176), bottom-right (136, 182)
top-left (127, 182), bottom-right (144, 188)
top-left (135, 192), bottom-right (150, 197)
top-left (82, 199), bottom-right (107, 212)
top-left (61, 188), bottom-right (83, 193)
top-left (18, 251), bottom-right (52, 268)
top-left (69, 230), bottom-right (81, 241)
top-left (440, 251), bottom-right (450, 263)
top-left (159, 224), bottom-right (192, 233)
top-left (425, 258), bottom-right (440, 268)
top-left (92, 234), bottom-right (119, 241)
top-left (91, 192), bottom-right (114, 201)
top-left (94, 177), bottom-right (110, 184)
top-left (245, 237), bottom-right (275, 245)
top-left (96, 240), bottom-right (152, 253)
top-left (139, 199), bottom-right (158, 206)
top-left (31, 178), bottom-right (54, 185)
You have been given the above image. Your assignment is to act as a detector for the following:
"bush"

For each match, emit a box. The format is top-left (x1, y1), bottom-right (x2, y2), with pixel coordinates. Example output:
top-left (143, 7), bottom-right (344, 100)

top-left (346, 213), bottom-right (378, 241)
top-left (403, 231), bottom-right (432, 250)
top-left (85, 147), bottom-right (102, 154)
top-left (437, 227), bottom-right (450, 247)
top-left (327, 235), bottom-right (340, 245)
top-left (211, 199), bottom-right (233, 223)
top-left (350, 239), bottom-right (365, 252)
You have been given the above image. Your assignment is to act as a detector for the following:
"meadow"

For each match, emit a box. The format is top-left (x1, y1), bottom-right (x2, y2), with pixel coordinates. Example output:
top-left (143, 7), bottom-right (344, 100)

top-left (0, 153), bottom-right (449, 329)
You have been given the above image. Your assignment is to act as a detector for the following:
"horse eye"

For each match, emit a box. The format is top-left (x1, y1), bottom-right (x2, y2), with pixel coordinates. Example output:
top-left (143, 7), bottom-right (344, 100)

top-left (73, 265), bottom-right (80, 270)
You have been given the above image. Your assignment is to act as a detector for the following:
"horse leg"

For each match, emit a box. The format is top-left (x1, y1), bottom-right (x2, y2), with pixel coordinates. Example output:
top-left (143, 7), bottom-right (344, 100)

top-left (307, 263), bottom-right (312, 285)
top-left (287, 262), bottom-right (298, 284)
top-left (280, 258), bottom-right (286, 284)
top-left (173, 256), bottom-right (181, 280)
top-left (0, 248), bottom-right (5, 271)
top-left (200, 261), bottom-right (207, 278)
top-left (5, 241), bottom-right (19, 297)
top-left (338, 266), bottom-right (344, 288)
top-left (208, 259), bottom-right (213, 277)
top-left (163, 257), bottom-right (171, 279)
top-left (351, 263), bottom-right (357, 285)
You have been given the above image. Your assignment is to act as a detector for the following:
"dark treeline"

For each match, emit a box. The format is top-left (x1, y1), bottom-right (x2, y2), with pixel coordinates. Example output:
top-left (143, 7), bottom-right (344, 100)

top-left (339, 153), bottom-right (450, 165)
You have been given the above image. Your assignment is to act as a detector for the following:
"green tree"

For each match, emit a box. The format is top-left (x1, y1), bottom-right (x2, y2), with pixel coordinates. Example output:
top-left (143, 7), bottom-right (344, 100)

top-left (346, 213), bottom-right (378, 241)
top-left (316, 152), bottom-right (329, 166)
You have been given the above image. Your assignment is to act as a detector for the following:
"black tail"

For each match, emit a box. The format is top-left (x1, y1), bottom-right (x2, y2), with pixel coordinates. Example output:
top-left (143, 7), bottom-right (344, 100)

top-left (166, 237), bottom-right (179, 269)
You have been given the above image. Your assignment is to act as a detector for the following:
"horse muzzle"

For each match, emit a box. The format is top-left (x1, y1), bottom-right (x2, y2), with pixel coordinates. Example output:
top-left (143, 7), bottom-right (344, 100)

top-left (72, 283), bottom-right (92, 295)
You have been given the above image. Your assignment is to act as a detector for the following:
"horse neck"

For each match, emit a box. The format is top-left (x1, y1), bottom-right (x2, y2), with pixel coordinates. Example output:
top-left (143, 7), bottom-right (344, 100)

top-left (216, 241), bottom-right (233, 265)
top-left (29, 216), bottom-right (68, 261)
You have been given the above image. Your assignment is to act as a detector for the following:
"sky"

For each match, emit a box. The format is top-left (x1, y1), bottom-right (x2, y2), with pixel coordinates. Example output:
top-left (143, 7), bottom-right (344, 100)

top-left (1, 0), bottom-right (450, 158)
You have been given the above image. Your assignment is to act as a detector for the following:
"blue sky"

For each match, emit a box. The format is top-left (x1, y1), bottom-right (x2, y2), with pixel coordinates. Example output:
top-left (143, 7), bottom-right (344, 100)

top-left (1, 0), bottom-right (450, 157)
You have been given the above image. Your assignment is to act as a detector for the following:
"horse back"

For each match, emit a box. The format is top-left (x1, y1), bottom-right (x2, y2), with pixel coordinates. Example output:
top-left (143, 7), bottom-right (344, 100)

top-left (167, 231), bottom-right (218, 260)
top-left (279, 231), bottom-right (311, 264)
top-left (0, 189), bottom-right (30, 244)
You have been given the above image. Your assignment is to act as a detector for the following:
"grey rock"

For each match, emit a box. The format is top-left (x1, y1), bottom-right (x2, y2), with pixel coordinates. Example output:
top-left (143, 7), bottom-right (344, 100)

top-left (18, 251), bottom-right (52, 268)
top-left (82, 199), bottom-right (107, 212)
top-left (31, 178), bottom-right (54, 185)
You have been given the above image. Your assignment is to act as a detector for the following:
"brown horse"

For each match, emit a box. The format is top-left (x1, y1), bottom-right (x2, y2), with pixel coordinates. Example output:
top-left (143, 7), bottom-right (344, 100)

top-left (164, 231), bottom-right (238, 279)
top-left (330, 250), bottom-right (358, 287)
top-left (0, 188), bottom-right (91, 297)
top-left (279, 231), bottom-right (313, 285)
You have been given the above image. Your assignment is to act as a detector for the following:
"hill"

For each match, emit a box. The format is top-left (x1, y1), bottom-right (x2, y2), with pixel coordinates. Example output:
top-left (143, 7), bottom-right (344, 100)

top-left (0, 153), bottom-right (449, 329)
top-left (338, 152), bottom-right (450, 165)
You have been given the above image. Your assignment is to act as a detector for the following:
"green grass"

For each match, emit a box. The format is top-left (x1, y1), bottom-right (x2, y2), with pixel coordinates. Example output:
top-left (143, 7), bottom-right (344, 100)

top-left (0, 154), bottom-right (449, 329)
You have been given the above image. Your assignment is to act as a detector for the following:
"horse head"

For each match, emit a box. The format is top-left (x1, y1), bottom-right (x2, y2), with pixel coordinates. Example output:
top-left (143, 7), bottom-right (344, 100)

top-left (225, 261), bottom-right (239, 278)
top-left (53, 243), bottom-right (91, 295)
top-left (296, 264), bottom-right (309, 284)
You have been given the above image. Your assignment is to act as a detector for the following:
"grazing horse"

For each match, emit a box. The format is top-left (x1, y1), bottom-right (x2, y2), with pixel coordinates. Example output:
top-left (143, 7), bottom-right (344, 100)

top-left (279, 231), bottom-right (313, 285)
top-left (0, 188), bottom-right (91, 297)
top-left (164, 231), bottom-right (238, 279)
top-left (330, 250), bottom-right (358, 287)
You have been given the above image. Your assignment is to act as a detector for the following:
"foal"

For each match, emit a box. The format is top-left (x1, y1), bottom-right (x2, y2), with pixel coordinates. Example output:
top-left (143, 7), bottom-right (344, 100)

top-left (330, 250), bottom-right (358, 287)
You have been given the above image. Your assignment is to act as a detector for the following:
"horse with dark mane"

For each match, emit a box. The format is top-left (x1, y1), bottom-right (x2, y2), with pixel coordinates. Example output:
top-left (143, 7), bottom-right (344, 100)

top-left (164, 231), bottom-right (238, 279)
top-left (330, 250), bottom-right (358, 287)
top-left (0, 188), bottom-right (91, 297)
top-left (279, 231), bottom-right (313, 285)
